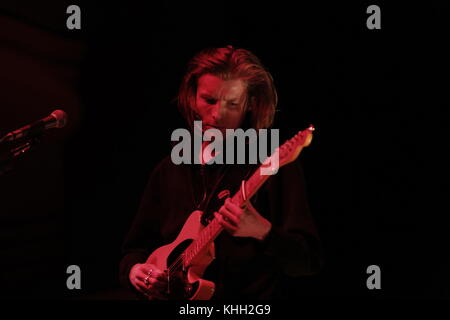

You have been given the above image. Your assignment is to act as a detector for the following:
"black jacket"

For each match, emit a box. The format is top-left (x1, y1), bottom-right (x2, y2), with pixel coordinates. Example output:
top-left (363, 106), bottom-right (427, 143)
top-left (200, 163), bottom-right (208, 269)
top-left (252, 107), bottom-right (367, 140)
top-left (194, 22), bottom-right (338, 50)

top-left (119, 156), bottom-right (322, 299)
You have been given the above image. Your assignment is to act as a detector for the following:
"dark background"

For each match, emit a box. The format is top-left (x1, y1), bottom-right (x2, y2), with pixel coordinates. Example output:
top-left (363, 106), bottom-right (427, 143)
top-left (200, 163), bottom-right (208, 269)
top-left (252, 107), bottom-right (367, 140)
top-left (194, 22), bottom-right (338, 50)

top-left (0, 1), bottom-right (448, 300)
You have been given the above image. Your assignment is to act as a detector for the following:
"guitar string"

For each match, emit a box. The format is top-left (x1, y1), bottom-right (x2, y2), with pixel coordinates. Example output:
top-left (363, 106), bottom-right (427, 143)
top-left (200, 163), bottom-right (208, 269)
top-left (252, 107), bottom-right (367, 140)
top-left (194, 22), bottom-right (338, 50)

top-left (167, 218), bottom-right (221, 275)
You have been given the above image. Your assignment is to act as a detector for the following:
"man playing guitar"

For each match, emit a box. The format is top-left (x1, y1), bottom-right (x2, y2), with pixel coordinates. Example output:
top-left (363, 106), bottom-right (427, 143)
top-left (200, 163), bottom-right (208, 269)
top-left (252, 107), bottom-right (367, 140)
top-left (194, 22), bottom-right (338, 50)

top-left (119, 46), bottom-right (322, 300)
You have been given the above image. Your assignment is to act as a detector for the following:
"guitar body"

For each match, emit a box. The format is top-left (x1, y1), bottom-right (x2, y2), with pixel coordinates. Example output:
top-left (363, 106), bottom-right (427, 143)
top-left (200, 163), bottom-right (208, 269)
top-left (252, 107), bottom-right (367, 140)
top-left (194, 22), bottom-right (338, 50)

top-left (145, 210), bottom-right (216, 300)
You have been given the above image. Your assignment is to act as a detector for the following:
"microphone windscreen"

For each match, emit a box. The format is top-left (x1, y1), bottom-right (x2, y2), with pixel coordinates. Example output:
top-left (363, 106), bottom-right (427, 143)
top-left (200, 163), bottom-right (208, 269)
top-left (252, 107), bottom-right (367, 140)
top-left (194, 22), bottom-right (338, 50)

top-left (51, 110), bottom-right (68, 128)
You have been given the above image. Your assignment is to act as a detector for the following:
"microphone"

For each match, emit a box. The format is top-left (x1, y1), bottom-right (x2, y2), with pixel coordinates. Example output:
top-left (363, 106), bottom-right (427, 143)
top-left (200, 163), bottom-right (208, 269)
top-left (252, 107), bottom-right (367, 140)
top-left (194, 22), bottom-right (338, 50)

top-left (0, 110), bottom-right (68, 143)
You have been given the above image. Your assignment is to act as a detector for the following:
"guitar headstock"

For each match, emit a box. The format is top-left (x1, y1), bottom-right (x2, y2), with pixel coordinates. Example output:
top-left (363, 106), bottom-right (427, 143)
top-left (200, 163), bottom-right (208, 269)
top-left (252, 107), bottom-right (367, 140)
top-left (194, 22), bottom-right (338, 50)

top-left (278, 124), bottom-right (315, 167)
top-left (259, 124), bottom-right (315, 175)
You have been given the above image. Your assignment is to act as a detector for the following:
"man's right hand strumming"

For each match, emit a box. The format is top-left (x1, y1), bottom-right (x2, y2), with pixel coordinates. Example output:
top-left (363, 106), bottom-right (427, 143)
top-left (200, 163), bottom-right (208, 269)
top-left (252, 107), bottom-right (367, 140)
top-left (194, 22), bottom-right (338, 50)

top-left (129, 263), bottom-right (169, 300)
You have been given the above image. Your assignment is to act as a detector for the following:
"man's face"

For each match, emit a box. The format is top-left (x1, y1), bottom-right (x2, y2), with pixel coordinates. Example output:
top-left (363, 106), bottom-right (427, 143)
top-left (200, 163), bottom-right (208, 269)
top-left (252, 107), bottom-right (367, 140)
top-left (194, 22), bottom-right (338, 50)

top-left (194, 74), bottom-right (248, 135)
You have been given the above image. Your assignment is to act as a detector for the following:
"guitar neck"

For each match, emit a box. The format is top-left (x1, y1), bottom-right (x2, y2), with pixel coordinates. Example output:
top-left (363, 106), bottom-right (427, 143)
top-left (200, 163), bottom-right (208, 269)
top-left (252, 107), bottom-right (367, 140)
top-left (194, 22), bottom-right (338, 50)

top-left (181, 125), bottom-right (314, 269)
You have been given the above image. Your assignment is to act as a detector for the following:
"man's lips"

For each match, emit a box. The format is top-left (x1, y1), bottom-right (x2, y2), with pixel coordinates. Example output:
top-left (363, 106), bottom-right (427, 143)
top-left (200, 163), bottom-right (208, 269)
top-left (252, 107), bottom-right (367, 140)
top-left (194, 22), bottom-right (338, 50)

top-left (203, 124), bottom-right (224, 130)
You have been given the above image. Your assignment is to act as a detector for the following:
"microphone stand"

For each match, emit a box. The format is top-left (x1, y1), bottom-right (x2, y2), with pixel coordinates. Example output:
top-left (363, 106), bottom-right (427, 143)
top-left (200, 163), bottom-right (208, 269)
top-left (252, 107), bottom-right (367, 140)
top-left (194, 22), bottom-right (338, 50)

top-left (0, 135), bottom-right (42, 176)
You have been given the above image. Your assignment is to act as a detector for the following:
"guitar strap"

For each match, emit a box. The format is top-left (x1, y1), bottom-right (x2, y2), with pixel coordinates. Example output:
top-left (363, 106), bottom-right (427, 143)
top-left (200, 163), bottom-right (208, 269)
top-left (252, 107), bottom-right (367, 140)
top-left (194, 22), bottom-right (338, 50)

top-left (199, 163), bottom-right (258, 226)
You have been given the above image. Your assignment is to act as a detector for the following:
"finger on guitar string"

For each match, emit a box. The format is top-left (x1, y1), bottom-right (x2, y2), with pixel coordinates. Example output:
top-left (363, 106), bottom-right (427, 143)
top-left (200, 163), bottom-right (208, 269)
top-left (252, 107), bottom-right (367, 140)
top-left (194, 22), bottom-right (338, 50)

top-left (140, 263), bottom-right (162, 275)
top-left (214, 212), bottom-right (238, 233)
top-left (224, 198), bottom-right (244, 217)
top-left (139, 264), bottom-right (168, 281)
top-left (218, 205), bottom-right (240, 226)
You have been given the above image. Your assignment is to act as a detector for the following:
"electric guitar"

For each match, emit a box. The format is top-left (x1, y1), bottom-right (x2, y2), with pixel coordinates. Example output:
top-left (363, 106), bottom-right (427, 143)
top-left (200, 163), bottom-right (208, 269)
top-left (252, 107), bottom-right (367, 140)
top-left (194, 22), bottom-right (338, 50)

top-left (145, 125), bottom-right (315, 299)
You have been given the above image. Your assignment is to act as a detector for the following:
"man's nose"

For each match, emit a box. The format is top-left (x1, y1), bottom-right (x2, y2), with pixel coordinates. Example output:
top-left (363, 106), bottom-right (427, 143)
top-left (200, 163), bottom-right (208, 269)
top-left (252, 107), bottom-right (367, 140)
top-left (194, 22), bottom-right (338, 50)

top-left (211, 101), bottom-right (225, 122)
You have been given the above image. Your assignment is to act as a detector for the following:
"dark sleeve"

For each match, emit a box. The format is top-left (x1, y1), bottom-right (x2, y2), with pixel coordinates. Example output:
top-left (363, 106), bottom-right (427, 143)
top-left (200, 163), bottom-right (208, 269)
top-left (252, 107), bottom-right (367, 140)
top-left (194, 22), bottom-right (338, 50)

top-left (254, 159), bottom-right (323, 277)
top-left (118, 160), bottom-right (166, 290)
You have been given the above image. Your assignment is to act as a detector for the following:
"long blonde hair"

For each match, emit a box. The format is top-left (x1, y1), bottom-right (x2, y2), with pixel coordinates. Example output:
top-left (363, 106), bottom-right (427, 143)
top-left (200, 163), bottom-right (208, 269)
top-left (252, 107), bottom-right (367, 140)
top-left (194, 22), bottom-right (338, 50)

top-left (177, 46), bottom-right (278, 130)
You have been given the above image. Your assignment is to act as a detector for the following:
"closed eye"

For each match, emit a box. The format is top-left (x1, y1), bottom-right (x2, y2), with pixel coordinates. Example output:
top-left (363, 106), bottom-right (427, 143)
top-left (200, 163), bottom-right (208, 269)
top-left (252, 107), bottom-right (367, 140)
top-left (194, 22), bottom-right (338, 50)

top-left (204, 98), bottom-right (217, 105)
